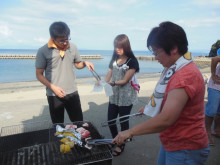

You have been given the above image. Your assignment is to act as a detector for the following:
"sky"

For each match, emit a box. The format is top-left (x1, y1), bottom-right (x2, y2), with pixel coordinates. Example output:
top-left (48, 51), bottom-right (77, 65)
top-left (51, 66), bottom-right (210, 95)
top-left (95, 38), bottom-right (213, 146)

top-left (0, 0), bottom-right (219, 52)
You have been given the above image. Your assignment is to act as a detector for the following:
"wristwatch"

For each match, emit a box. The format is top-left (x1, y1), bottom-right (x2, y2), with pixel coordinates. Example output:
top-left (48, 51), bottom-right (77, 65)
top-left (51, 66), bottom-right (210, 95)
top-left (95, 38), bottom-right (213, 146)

top-left (112, 81), bottom-right (116, 86)
top-left (83, 61), bottom-right (86, 67)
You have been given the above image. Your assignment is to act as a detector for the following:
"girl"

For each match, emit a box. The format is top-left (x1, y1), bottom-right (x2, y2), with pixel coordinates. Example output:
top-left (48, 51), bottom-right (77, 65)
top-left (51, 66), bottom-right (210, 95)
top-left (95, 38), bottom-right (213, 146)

top-left (105, 34), bottom-right (139, 156)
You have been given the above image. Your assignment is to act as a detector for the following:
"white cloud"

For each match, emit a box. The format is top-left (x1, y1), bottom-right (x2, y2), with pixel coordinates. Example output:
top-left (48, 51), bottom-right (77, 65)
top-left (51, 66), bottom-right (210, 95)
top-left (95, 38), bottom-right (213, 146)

top-left (34, 37), bottom-right (48, 44)
top-left (177, 17), bottom-right (220, 28)
top-left (0, 23), bottom-right (13, 37)
top-left (192, 0), bottom-right (220, 8)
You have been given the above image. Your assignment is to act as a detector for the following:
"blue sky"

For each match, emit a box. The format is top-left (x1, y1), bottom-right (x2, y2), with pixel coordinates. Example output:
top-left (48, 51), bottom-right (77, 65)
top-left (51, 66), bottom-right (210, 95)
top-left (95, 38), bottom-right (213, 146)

top-left (0, 0), bottom-right (219, 52)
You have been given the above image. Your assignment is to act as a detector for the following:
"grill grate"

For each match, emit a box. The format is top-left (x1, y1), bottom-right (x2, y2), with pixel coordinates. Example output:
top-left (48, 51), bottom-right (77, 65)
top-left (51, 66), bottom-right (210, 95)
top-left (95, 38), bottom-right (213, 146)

top-left (0, 121), bottom-right (112, 165)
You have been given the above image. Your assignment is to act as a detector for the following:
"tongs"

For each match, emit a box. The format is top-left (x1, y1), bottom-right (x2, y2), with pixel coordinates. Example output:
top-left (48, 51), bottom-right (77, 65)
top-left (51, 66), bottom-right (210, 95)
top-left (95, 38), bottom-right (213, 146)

top-left (101, 112), bottom-right (143, 127)
top-left (90, 67), bottom-right (101, 81)
top-left (87, 138), bottom-right (132, 146)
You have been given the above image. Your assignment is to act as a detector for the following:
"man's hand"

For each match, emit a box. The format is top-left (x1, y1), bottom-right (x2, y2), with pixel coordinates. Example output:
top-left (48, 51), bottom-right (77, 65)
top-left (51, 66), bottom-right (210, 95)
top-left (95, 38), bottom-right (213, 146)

top-left (51, 85), bottom-right (66, 98)
top-left (84, 61), bottom-right (94, 71)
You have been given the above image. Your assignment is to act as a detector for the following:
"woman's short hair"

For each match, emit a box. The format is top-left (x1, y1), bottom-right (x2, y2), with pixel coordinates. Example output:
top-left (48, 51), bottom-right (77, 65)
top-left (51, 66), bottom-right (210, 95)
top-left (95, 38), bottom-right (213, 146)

top-left (147, 21), bottom-right (188, 55)
top-left (49, 21), bottom-right (70, 39)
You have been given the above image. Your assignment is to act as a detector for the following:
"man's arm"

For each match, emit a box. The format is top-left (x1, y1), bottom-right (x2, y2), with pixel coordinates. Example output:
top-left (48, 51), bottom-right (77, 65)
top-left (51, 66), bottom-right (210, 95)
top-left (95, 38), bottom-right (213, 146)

top-left (211, 56), bottom-right (220, 84)
top-left (74, 61), bottom-right (94, 71)
top-left (36, 68), bottom-right (66, 98)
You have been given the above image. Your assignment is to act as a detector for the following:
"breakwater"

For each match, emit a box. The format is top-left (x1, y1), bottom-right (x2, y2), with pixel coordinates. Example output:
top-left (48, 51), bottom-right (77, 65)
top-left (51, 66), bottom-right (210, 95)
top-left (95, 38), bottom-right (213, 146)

top-left (0, 54), bottom-right (103, 59)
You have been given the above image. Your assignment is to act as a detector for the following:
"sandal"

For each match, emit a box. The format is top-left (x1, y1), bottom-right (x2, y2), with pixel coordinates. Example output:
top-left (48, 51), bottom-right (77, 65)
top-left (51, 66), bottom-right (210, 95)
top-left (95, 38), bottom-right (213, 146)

top-left (113, 144), bottom-right (125, 156)
top-left (211, 131), bottom-right (220, 138)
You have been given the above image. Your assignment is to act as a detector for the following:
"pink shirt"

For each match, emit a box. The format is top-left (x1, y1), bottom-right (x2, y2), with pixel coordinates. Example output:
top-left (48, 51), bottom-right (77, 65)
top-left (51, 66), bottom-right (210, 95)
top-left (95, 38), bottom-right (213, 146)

top-left (207, 64), bottom-right (220, 91)
top-left (160, 63), bottom-right (208, 151)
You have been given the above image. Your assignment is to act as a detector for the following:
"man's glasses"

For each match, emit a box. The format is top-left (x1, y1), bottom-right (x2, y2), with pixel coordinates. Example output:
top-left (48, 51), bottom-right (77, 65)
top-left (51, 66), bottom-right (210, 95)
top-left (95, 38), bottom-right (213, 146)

top-left (152, 49), bottom-right (163, 56)
top-left (56, 38), bottom-right (71, 45)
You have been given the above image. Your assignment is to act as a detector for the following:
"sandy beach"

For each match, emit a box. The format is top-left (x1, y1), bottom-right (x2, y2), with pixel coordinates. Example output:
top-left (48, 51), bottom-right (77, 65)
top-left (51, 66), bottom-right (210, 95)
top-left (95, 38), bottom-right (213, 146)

top-left (0, 72), bottom-right (219, 165)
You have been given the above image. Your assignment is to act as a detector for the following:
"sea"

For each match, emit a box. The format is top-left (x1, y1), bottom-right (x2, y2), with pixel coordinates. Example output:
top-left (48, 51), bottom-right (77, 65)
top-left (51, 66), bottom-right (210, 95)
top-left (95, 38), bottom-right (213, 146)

top-left (0, 49), bottom-right (208, 83)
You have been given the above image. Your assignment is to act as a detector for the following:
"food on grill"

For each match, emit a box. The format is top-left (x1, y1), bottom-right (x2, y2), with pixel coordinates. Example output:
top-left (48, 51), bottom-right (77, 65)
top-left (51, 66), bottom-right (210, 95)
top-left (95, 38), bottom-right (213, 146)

top-left (60, 138), bottom-right (75, 148)
top-left (55, 132), bottom-right (62, 136)
top-left (65, 141), bottom-right (75, 148)
top-left (63, 132), bottom-right (77, 138)
top-left (76, 127), bottom-right (91, 139)
top-left (66, 135), bottom-right (83, 147)
top-left (60, 144), bottom-right (71, 153)
top-left (82, 123), bottom-right (89, 127)
top-left (65, 124), bottom-right (77, 129)
top-left (60, 138), bottom-right (69, 143)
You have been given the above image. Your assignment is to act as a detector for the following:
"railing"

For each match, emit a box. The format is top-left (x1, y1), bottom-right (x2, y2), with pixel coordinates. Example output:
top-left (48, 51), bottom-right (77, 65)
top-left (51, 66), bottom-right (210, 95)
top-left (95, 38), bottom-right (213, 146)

top-left (0, 55), bottom-right (103, 59)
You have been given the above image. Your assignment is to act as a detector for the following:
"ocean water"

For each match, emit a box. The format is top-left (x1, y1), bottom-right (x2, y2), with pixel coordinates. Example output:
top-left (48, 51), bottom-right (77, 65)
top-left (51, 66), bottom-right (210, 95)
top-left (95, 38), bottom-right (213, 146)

top-left (0, 49), bottom-right (208, 83)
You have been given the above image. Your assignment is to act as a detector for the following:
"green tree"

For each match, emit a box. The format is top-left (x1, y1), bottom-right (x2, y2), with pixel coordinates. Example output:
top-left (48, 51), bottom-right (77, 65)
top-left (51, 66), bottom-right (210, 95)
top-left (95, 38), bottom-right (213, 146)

top-left (209, 40), bottom-right (220, 57)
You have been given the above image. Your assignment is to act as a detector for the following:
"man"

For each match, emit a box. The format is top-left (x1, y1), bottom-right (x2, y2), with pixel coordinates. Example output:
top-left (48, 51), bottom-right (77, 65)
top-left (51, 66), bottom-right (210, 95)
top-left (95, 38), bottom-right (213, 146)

top-left (113, 22), bottom-right (209, 164)
top-left (35, 21), bottom-right (94, 124)
top-left (205, 48), bottom-right (220, 146)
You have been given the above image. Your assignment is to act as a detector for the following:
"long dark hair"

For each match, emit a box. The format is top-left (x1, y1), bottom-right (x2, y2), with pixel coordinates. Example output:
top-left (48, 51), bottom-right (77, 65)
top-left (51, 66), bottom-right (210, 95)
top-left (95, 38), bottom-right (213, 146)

top-left (110, 34), bottom-right (136, 63)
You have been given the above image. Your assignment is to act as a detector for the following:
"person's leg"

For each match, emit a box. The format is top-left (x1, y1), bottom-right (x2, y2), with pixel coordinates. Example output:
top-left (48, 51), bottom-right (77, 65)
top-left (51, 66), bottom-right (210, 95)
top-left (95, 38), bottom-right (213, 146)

top-left (47, 96), bottom-right (65, 124)
top-left (205, 88), bottom-right (220, 145)
top-left (118, 105), bottom-right (133, 131)
top-left (112, 105), bottom-right (132, 156)
top-left (64, 91), bottom-right (83, 122)
top-left (205, 115), bottom-right (214, 145)
top-left (156, 145), bottom-right (166, 165)
top-left (213, 114), bottom-right (220, 137)
top-left (108, 103), bottom-right (119, 138)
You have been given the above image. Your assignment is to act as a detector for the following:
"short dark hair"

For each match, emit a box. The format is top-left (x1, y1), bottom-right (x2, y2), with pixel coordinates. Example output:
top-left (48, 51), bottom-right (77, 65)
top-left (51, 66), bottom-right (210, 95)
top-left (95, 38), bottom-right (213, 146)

top-left (49, 21), bottom-right (70, 39)
top-left (147, 21), bottom-right (188, 55)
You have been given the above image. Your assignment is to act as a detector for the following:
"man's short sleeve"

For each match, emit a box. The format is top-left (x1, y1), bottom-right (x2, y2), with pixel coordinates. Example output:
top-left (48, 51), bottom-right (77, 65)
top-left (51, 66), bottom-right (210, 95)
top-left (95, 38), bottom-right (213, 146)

top-left (35, 47), bottom-right (46, 69)
top-left (71, 44), bottom-right (82, 63)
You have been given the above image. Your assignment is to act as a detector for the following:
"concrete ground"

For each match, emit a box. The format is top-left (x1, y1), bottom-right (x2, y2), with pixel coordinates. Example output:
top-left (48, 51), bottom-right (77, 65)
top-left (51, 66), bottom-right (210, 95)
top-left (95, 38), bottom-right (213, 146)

top-left (0, 75), bottom-right (219, 165)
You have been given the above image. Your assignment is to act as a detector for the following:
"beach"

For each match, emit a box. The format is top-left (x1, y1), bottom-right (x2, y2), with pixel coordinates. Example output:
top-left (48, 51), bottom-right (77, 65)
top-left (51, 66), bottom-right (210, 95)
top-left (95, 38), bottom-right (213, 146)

top-left (0, 73), bottom-right (219, 165)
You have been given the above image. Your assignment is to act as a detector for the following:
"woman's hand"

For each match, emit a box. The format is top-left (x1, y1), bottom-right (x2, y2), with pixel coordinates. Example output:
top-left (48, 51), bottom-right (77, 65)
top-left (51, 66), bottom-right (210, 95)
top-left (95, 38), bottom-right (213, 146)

top-left (112, 129), bottom-right (133, 145)
top-left (138, 106), bottom-right (145, 114)
top-left (109, 81), bottom-right (115, 86)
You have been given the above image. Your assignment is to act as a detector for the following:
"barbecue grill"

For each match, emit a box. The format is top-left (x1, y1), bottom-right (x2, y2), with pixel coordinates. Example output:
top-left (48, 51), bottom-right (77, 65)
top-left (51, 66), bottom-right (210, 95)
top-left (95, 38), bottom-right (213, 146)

top-left (0, 121), bottom-right (112, 165)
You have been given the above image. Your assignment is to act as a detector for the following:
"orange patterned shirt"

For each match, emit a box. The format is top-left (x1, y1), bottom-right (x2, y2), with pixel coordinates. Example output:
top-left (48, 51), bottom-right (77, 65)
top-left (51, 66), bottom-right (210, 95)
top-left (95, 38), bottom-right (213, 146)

top-left (160, 62), bottom-right (208, 151)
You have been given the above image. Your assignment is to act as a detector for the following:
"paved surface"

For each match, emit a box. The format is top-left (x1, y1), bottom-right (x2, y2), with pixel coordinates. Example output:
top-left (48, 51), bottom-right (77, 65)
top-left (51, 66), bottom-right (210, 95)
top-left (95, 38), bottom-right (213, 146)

top-left (0, 77), bottom-right (219, 165)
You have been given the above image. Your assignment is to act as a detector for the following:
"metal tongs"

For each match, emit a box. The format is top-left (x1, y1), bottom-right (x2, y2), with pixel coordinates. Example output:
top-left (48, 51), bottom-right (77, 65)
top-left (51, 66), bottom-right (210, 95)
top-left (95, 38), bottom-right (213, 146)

top-left (90, 67), bottom-right (101, 81)
top-left (87, 138), bottom-right (132, 146)
top-left (101, 112), bottom-right (143, 127)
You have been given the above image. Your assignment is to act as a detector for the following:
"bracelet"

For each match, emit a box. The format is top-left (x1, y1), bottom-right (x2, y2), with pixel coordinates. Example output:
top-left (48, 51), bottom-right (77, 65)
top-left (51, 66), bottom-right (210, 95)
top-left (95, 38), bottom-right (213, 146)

top-left (112, 81), bottom-right (116, 86)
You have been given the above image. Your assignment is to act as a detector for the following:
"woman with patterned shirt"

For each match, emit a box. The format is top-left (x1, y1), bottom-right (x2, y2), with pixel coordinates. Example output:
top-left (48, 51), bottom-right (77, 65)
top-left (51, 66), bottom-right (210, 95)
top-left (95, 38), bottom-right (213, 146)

top-left (105, 34), bottom-right (139, 156)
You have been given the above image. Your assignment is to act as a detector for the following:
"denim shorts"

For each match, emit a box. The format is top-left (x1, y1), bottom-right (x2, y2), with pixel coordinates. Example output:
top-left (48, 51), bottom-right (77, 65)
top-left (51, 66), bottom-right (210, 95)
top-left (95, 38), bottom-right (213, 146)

top-left (205, 88), bottom-right (220, 117)
top-left (157, 145), bottom-right (210, 165)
